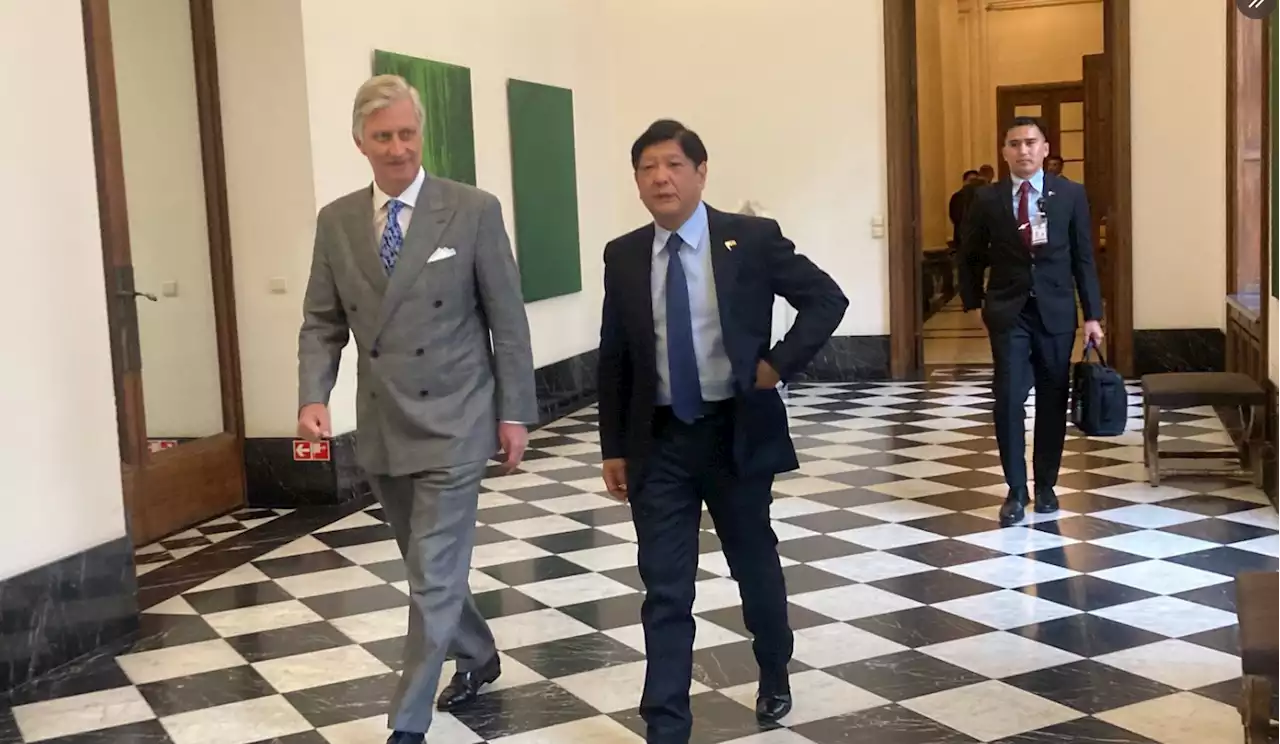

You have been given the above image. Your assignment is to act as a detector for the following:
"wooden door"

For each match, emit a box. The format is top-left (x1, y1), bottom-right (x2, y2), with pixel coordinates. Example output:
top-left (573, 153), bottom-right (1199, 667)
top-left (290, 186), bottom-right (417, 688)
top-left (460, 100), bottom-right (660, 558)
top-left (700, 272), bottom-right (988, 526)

top-left (1224, 1), bottom-right (1269, 383)
top-left (995, 82), bottom-right (1086, 182)
top-left (1084, 53), bottom-right (1115, 358)
top-left (83, 0), bottom-right (245, 547)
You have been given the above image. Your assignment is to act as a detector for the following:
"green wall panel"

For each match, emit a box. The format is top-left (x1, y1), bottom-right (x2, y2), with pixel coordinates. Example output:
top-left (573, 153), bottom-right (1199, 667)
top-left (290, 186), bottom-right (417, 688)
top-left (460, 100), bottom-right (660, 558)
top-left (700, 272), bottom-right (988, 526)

top-left (372, 50), bottom-right (477, 186)
top-left (507, 79), bottom-right (582, 302)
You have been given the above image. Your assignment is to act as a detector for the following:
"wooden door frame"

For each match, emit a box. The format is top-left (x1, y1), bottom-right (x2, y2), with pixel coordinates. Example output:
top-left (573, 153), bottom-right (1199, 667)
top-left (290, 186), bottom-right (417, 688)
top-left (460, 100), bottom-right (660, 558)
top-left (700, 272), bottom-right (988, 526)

top-left (82, 0), bottom-right (246, 545)
top-left (995, 81), bottom-right (1086, 181)
top-left (884, 0), bottom-right (1134, 378)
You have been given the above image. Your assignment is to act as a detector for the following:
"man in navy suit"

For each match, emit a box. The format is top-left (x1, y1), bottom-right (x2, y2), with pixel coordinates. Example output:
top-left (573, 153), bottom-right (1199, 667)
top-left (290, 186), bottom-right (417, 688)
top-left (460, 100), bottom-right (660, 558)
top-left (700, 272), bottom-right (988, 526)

top-left (958, 116), bottom-right (1104, 528)
top-left (596, 119), bottom-right (848, 743)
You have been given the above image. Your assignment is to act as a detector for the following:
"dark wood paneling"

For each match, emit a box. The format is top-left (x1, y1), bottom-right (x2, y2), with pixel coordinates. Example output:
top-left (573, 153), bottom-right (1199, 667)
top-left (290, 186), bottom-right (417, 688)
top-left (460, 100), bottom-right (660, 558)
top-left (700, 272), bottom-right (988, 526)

top-left (994, 82), bottom-right (1084, 182)
top-left (1104, 0), bottom-right (1134, 376)
top-left (82, 0), bottom-right (246, 547)
top-left (1225, 1), bottom-right (1271, 386)
top-left (1226, 301), bottom-right (1263, 379)
top-left (1083, 53), bottom-right (1113, 314)
top-left (884, 0), bottom-right (921, 378)
top-left (82, 0), bottom-right (145, 535)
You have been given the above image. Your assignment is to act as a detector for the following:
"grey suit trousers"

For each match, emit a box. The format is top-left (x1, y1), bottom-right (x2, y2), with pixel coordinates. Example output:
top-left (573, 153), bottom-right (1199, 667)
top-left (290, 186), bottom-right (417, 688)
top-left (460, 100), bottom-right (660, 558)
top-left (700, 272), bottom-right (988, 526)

top-left (371, 460), bottom-right (495, 734)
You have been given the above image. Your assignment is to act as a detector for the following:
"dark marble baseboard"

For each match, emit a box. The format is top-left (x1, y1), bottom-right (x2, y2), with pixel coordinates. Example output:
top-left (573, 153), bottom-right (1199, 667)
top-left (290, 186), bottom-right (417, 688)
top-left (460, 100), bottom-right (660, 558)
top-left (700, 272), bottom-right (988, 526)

top-left (0, 536), bottom-right (138, 697)
top-left (1133, 329), bottom-right (1225, 377)
top-left (799, 335), bottom-right (892, 382)
top-left (244, 432), bottom-right (368, 509)
top-left (245, 349), bottom-right (603, 508)
top-left (536, 348), bottom-right (599, 425)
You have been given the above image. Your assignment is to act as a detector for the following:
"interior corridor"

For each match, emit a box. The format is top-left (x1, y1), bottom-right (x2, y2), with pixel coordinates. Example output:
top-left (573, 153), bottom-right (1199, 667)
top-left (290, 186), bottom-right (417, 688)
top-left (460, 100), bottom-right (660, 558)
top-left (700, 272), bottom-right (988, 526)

top-left (1, 372), bottom-right (1274, 744)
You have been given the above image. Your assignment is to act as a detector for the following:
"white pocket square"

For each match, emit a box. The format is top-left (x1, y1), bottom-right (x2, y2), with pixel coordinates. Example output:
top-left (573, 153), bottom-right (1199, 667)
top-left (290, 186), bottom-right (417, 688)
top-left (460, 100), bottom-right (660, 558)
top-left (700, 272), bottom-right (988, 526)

top-left (427, 246), bottom-right (456, 263)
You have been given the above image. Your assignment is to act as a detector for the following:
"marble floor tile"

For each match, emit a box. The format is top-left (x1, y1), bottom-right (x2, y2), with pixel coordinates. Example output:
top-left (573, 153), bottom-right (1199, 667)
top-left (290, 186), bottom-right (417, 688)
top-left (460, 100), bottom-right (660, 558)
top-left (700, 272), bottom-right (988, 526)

top-left (900, 680), bottom-right (1083, 743)
top-left (10, 687), bottom-right (154, 743)
top-left (7, 374), bottom-right (1271, 744)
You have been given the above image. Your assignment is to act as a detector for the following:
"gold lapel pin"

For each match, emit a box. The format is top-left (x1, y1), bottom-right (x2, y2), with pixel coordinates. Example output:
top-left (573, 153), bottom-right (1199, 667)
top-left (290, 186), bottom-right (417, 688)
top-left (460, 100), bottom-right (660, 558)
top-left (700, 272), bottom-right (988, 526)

top-left (724, 240), bottom-right (737, 250)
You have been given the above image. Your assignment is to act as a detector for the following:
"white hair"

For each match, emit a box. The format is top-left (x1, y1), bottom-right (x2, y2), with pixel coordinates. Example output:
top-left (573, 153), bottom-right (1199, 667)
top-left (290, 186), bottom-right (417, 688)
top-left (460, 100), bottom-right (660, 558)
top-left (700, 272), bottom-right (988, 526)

top-left (351, 74), bottom-right (425, 142)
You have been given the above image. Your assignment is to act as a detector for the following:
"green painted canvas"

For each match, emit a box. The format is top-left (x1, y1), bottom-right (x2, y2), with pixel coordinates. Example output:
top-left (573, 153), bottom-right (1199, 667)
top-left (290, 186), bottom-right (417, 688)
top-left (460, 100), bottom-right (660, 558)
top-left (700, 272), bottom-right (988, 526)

top-left (372, 50), bottom-right (477, 186)
top-left (507, 79), bottom-right (582, 302)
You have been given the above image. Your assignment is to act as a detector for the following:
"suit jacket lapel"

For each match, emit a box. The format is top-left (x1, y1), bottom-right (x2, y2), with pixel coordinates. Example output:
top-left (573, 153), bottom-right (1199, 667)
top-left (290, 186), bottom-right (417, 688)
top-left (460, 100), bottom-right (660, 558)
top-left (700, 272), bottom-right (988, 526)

top-left (377, 175), bottom-right (456, 334)
top-left (345, 190), bottom-right (389, 296)
top-left (623, 225), bottom-right (656, 372)
top-left (705, 205), bottom-right (739, 329)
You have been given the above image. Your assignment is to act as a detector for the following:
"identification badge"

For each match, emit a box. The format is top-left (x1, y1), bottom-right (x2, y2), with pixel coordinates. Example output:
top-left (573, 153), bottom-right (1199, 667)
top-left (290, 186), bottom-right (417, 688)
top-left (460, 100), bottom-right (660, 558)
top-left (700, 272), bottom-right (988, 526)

top-left (1030, 218), bottom-right (1048, 246)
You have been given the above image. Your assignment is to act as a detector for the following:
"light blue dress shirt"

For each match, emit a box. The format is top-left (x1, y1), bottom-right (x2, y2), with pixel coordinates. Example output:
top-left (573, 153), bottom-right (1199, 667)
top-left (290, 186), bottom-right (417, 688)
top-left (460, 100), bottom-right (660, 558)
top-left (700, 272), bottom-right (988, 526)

top-left (1010, 169), bottom-right (1046, 224)
top-left (651, 201), bottom-right (734, 405)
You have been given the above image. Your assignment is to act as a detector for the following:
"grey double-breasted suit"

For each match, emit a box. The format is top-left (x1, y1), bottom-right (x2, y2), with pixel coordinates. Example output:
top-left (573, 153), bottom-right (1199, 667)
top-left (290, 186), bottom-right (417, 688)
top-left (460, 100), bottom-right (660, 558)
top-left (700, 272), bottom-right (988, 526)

top-left (298, 172), bottom-right (538, 474)
top-left (297, 169), bottom-right (536, 734)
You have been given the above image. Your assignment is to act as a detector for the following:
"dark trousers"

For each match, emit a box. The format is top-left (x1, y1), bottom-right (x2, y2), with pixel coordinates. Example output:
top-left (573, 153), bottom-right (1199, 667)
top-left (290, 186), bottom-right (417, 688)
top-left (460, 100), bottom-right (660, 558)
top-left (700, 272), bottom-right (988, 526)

top-left (988, 298), bottom-right (1075, 490)
top-left (630, 404), bottom-right (793, 743)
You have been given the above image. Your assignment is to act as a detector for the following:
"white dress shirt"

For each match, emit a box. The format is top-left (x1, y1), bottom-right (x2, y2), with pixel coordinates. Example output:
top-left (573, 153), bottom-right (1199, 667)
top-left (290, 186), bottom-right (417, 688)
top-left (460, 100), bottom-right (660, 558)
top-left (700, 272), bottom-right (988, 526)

top-left (373, 166), bottom-right (425, 241)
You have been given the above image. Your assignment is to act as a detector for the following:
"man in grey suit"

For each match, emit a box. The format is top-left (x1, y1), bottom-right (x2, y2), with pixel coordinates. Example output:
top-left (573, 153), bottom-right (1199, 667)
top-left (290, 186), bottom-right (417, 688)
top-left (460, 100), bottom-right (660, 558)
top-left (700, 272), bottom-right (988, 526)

top-left (296, 74), bottom-right (537, 744)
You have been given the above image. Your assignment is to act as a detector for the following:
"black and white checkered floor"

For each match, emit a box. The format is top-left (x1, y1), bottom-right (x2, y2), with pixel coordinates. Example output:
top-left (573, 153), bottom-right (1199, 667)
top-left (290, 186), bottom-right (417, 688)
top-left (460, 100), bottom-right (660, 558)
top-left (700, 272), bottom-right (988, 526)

top-left (2, 371), bottom-right (1277, 744)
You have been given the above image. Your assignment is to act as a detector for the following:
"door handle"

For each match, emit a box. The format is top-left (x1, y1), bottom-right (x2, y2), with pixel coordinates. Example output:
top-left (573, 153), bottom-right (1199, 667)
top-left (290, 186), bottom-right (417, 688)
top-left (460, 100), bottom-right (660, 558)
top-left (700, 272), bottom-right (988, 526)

top-left (118, 289), bottom-right (158, 302)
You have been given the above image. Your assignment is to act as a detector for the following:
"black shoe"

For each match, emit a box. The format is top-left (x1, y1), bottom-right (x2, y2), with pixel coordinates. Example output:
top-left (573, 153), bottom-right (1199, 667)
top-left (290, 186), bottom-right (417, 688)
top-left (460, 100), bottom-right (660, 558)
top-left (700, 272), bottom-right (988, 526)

top-left (999, 486), bottom-right (1030, 527)
top-left (755, 691), bottom-right (792, 723)
top-left (1034, 485), bottom-right (1060, 514)
top-left (386, 733), bottom-right (424, 744)
top-left (436, 654), bottom-right (501, 711)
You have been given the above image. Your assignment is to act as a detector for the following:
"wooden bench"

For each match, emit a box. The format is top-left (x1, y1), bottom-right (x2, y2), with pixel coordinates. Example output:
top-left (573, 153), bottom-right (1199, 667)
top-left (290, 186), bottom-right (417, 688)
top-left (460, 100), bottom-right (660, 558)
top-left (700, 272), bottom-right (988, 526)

top-left (1235, 571), bottom-right (1278, 743)
top-left (1141, 372), bottom-right (1267, 487)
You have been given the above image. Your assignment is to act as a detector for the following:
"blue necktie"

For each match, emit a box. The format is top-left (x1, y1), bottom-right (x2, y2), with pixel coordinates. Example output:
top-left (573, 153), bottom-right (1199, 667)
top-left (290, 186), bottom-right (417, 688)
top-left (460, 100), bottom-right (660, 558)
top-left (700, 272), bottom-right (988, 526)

top-left (380, 199), bottom-right (405, 274)
top-left (664, 233), bottom-right (702, 423)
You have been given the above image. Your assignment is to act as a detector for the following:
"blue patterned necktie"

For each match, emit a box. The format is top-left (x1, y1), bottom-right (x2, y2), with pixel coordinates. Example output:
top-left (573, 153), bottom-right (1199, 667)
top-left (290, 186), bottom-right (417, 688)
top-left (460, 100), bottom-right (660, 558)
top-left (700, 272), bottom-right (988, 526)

top-left (379, 199), bottom-right (405, 274)
top-left (664, 232), bottom-right (702, 423)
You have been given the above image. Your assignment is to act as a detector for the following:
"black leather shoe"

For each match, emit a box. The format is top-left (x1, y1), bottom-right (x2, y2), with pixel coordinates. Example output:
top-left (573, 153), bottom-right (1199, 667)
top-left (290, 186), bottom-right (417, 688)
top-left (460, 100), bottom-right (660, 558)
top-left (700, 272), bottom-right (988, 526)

top-left (1034, 485), bottom-right (1060, 514)
top-left (999, 486), bottom-right (1030, 527)
top-left (386, 733), bottom-right (424, 744)
top-left (436, 655), bottom-right (501, 711)
top-left (756, 691), bottom-right (792, 722)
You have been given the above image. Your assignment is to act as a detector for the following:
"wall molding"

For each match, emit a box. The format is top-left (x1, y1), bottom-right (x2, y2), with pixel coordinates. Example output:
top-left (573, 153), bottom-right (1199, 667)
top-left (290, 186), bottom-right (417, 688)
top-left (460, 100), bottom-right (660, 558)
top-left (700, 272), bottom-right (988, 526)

top-left (986, 0), bottom-right (1100, 11)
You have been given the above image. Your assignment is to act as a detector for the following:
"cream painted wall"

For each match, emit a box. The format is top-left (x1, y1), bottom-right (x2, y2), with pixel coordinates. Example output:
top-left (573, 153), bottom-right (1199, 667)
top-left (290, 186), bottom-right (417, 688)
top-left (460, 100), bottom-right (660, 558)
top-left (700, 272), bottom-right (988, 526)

top-left (1131, 0), bottom-right (1226, 331)
top-left (604, 0), bottom-right (889, 338)
top-left (215, 0), bottom-right (1234, 440)
top-left (220, 0), bottom-right (887, 436)
top-left (110, 0), bottom-right (225, 439)
top-left (0, 1), bottom-right (128, 581)
top-left (214, 0), bottom-right (320, 437)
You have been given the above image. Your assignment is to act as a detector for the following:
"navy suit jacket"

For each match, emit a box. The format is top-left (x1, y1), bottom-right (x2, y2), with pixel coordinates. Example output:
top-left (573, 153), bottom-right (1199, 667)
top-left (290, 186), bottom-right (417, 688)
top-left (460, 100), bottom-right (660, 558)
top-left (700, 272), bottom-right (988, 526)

top-left (957, 172), bottom-right (1103, 334)
top-left (597, 205), bottom-right (848, 488)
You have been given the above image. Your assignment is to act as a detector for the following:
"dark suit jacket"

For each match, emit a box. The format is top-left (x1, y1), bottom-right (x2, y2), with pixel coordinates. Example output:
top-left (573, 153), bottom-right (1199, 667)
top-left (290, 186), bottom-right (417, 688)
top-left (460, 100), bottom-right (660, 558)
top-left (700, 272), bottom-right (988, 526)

top-left (949, 182), bottom-right (979, 246)
top-left (597, 206), bottom-right (848, 487)
top-left (957, 173), bottom-right (1102, 334)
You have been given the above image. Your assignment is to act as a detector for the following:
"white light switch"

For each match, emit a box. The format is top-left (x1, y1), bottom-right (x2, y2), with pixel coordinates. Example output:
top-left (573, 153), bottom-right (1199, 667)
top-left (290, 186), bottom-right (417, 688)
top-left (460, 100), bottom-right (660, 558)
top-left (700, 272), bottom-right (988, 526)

top-left (161, 281), bottom-right (179, 297)
top-left (269, 277), bottom-right (288, 294)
